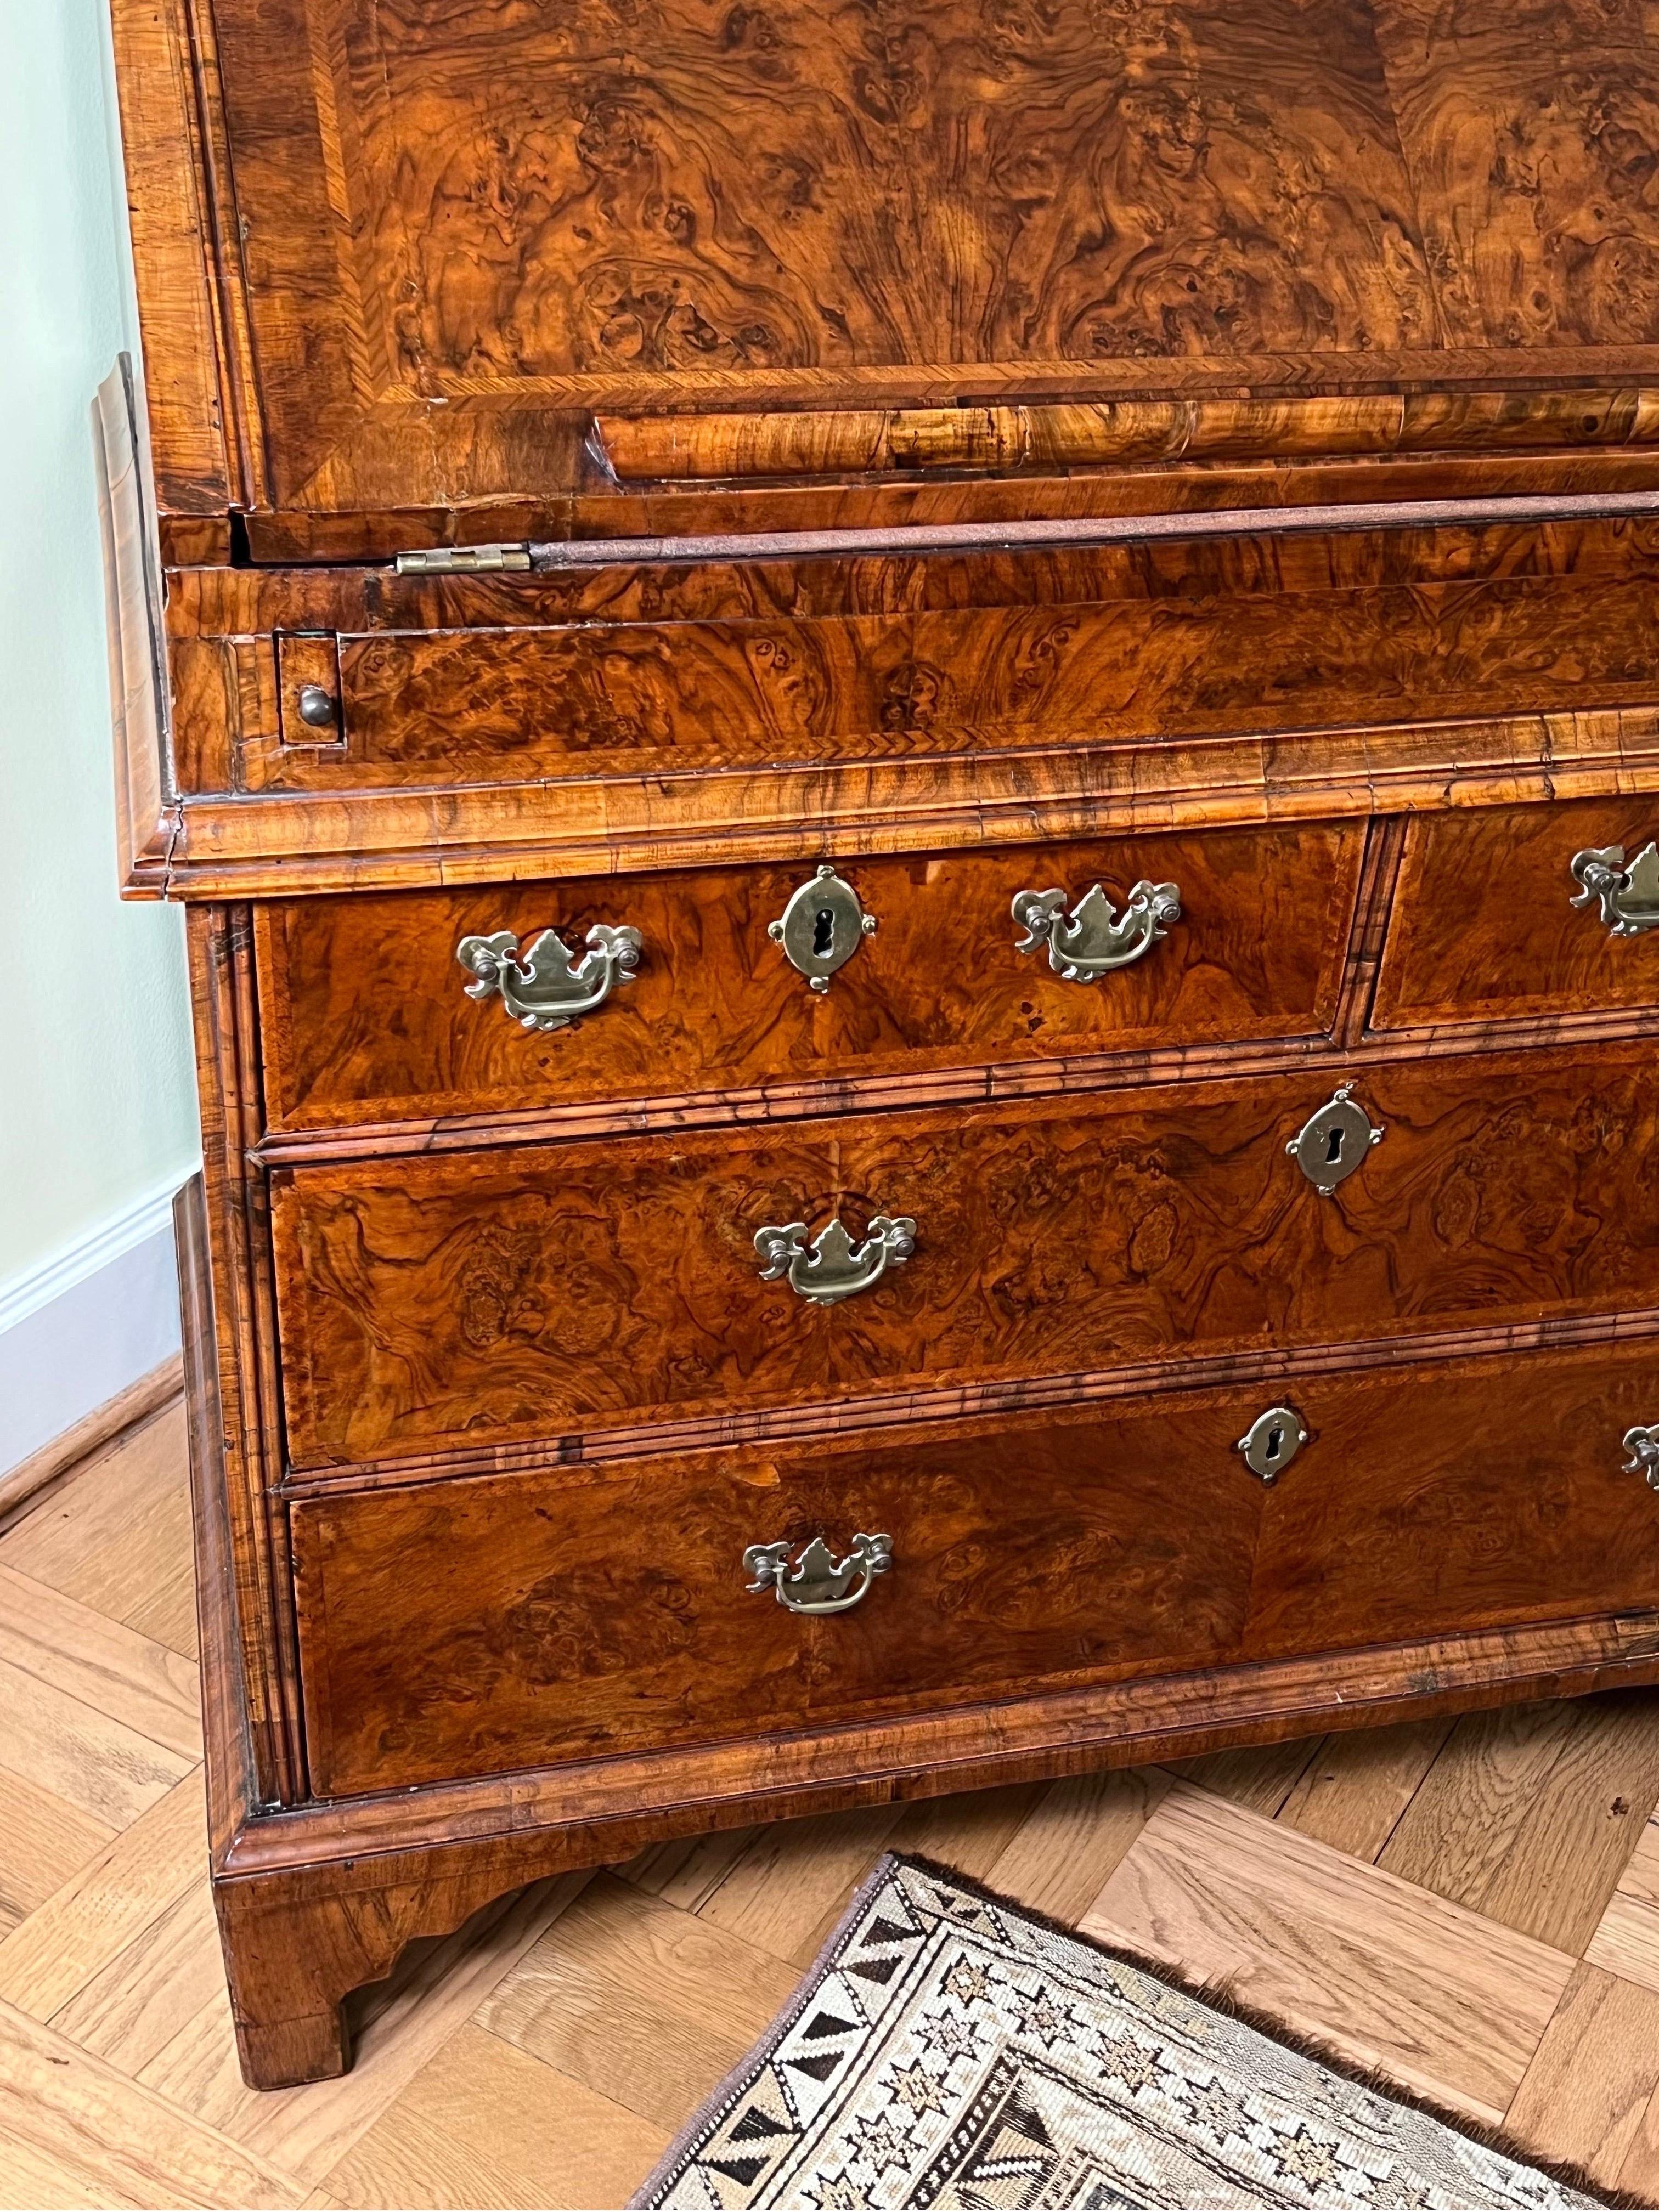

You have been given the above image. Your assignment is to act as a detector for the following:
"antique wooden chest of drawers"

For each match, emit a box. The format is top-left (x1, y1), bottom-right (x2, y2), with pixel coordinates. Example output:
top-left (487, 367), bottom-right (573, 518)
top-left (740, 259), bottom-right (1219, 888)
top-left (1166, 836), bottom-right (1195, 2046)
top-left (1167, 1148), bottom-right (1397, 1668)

top-left (103, 0), bottom-right (1659, 2086)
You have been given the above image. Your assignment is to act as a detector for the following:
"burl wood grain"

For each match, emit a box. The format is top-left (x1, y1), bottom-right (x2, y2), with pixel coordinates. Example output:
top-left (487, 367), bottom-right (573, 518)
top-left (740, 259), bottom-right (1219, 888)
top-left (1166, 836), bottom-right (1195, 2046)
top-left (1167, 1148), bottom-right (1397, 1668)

top-left (171, 513), bottom-right (1659, 647)
top-left (306, 570), bottom-right (1659, 789)
top-left (1376, 0), bottom-right (1659, 354)
top-left (136, 513), bottom-right (1659, 899)
top-left (375, 0), bottom-right (1435, 381)
top-left (121, 0), bottom-right (1659, 528)
top-left (291, 1342), bottom-right (1659, 1799)
top-left (1248, 1347), bottom-right (1659, 1660)
top-left (269, 1040), bottom-right (1659, 1469)
top-left (1373, 796), bottom-right (1659, 1029)
top-left (292, 1400), bottom-right (1267, 1795)
top-left (255, 823), bottom-right (1361, 1133)
top-left (182, 514), bottom-right (1659, 784)
top-left (188, 1147), bottom-right (1659, 2089)
top-left (198, 0), bottom-right (1434, 510)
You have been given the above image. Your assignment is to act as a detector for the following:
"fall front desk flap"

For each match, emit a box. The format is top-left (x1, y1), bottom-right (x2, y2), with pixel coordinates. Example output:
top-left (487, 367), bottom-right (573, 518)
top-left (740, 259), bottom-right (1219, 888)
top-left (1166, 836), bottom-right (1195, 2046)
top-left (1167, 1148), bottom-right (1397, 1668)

top-left (117, 0), bottom-right (1659, 557)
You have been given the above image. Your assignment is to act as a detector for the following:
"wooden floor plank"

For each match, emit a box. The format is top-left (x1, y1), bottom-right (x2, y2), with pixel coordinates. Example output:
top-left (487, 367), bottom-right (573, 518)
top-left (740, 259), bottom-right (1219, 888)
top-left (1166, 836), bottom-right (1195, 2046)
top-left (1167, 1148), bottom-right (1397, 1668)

top-left (1503, 1961), bottom-right (1659, 2188)
top-left (1166, 1735), bottom-right (1322, 1817)
top-left (0, 1769), bottom-right (206, 2019)
top-left (1380, 1701), bottom-right (1576, 1903)
top-left (886, 1783), bottom-right (1047, 1877)
top-left (478, 1871), bottom-right (798, 2132)
top-left (320, 2021), bottom-right (667, 2212)
top-left (50, 1876), bottom-right (225, 2075)
top-left (1276, 1719), bottom-right (1453, 1862)
top-left (0, 2119), bottom-right (149, 2212)
top-left (0, 1995), bottom-right (300, 2210)
top-left (0, 1766), bottom-right (116, 1930)
top-left (695, 1804), bottom-right (907, 1965)
top-left (613, 1826), bottom-right (761, 1913)
top-left (0, 1650), bottom-right (192, 1832)
top-left (0, 1408), bottom-right (186, 1592)
top-left (1584, 1813), bottom-right (1659, 1990)
top-left (1083, 1781), bottom-right (1575, 2124)
top-left (0, 1563), bottom-right (200, 1761)
top-left (0, 1407), bottom-right (198, 1661)
top-left (988, 1768), bottom-right (1171, 1927)
top-left (0, 1365), bottom-right (182, 1543)
top-left (1379, 1693), bottom-right (1659, 1953)
top-left (1616, 2089), bottom-right (1659, 2207)
top-left (133, 1983), bottom-right (250, 2141)
top-left (120, 1559), bottom-right (201, 1665)
top-left (784, 1783), bottom-right (1050, 1967)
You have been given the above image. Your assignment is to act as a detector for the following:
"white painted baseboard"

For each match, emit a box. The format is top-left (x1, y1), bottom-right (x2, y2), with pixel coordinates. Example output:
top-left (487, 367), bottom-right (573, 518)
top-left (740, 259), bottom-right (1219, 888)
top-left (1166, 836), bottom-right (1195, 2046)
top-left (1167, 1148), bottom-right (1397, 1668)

top-left (0, 1180), bottom-right (188, 1476)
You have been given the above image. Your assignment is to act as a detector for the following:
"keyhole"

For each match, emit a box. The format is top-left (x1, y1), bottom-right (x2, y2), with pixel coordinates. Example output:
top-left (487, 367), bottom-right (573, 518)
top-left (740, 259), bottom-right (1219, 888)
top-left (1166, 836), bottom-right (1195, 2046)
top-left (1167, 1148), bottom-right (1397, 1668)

top-left (1264, 1424), bottom-right (1284, 1465)
top-left (812, 907), bottom-right (837, 959)
top-left (1325, 1127), bottom-right (1345, 1166)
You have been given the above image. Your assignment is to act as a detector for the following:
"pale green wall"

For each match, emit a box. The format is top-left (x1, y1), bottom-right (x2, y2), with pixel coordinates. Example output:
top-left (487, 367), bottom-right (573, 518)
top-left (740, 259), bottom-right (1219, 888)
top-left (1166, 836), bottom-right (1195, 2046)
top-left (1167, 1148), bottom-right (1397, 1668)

top-left (0, 0), bottom-right (199, 1291)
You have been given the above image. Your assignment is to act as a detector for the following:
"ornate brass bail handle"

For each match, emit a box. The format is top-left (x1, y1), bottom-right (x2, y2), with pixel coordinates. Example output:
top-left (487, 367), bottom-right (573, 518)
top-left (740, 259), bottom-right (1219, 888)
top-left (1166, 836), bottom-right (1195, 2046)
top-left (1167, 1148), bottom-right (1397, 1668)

top-left (1570, 844), bottom-right (1659, 937)
top-left (455, 923), bottom-right (642, 1031)
top-left (743, 1534), bottom-right (894, 1614)
top-left (1623, 1427), bottom-right (1659, 1490)
top-left (754, 1214), bottom-right (916, 1305)
top-left (1011, 879), bottom-right (1182, 981)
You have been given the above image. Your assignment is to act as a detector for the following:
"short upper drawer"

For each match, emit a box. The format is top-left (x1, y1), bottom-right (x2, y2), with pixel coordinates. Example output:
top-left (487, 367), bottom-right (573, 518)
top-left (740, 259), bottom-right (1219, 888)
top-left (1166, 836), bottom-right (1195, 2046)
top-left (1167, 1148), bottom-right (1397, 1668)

top-left (270, 1040), bottom-right (1658, 1470)
top-left (1373, 797), bottom-right (1659, 1029)
top-left (252, 536), bottom-right (1659, 796)
top-left (255, 823), bottom-right (1363, 1133)
top-left (291, 1337), bottom-right (1659, 1797)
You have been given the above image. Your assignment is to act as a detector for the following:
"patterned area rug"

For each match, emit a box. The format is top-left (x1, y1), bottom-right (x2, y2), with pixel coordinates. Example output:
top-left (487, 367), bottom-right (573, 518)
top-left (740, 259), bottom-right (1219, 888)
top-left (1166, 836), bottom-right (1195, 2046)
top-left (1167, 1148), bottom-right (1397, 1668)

top-left (634, 1853), bottom-right (1605, 2211)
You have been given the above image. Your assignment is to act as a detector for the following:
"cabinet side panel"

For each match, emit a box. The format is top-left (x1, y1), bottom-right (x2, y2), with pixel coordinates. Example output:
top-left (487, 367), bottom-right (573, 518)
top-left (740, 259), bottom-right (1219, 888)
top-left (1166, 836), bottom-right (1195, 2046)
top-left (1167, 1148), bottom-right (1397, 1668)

top-left (187, 905), bottom-right (304, 1804)
top-left (108, 0), bottom-right (235, 515)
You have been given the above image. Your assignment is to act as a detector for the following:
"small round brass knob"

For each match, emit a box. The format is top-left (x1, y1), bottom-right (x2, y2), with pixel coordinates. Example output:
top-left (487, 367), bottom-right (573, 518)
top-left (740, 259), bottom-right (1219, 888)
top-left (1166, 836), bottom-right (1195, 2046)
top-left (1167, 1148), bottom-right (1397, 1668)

top-left (296, 683), bottom-right (337, 729)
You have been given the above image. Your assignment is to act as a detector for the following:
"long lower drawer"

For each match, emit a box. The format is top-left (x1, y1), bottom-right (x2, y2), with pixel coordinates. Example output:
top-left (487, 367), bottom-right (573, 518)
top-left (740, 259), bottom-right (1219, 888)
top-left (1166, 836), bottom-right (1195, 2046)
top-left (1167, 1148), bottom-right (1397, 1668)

top-left (291, 1336), bottom-right (1659, 1797)
top-left (270, 1040), bottom-right (1658, 1469)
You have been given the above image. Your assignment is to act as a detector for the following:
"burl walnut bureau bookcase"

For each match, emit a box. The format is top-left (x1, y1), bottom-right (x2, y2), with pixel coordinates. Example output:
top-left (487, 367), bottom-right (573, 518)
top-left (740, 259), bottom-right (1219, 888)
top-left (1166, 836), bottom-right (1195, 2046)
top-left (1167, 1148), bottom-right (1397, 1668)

top-left (100, 0), bottom-right (1659, 2087)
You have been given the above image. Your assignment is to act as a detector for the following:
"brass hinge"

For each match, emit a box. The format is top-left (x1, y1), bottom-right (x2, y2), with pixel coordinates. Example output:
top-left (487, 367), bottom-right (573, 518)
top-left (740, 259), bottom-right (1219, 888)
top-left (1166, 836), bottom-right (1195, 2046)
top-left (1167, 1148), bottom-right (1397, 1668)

top-left (393, 542), bottom-right (532, 576)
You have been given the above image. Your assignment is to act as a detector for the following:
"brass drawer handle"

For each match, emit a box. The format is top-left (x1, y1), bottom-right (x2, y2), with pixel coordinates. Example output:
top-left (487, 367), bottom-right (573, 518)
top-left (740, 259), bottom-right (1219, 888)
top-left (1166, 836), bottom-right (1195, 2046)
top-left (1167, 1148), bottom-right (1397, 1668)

top-left (1237, 1404), bottom-right (1310, 1483)
top-left (1570, 844), bottom-right (1659, 937)
top-left (1011, 879), bottom-right (1181, 981)
top-left (1623, 1427), bottom-right (1659, 1490)
top-left (769, 863), bottom-right (877, 992)
top-left (755, 1213), bottom-right (915, 1305)
top-left (744, 1533), bottom-right (893, 1614)
top-left (1286, 1083), bottom-right (1384, 1196)
top-left (455, 924), bottom-right (641, 1032)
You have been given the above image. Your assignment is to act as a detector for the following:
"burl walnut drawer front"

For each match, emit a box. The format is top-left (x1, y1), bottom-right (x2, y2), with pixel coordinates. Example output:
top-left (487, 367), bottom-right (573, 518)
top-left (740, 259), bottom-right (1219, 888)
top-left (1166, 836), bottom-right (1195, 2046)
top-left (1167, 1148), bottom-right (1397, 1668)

top-left (291, 1342), bottom-right (1659, 1798)
top-left (291, 1396), bottom-right (1266, 1795)
top-left (270, 1041), bottom-right (1658, 1471)
top-left (259, 539), bottom-right (1659, 793)
top-left (254, 823), bottom-right (1362, 1134)
top-left (1374, 797), bottom-right (1659, 1030)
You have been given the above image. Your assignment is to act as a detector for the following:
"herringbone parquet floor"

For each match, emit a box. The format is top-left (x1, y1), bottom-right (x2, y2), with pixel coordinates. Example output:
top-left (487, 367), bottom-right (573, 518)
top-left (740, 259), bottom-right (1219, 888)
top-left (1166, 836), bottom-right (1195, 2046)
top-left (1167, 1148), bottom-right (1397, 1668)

top-left (6, 1395), bottom-right (1659, 2207)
